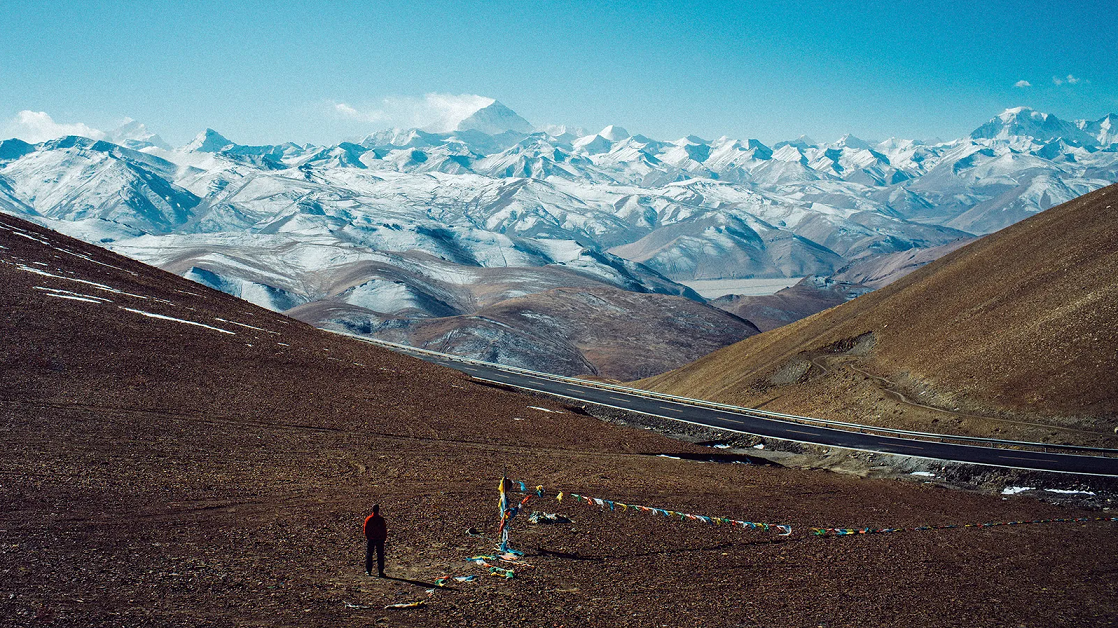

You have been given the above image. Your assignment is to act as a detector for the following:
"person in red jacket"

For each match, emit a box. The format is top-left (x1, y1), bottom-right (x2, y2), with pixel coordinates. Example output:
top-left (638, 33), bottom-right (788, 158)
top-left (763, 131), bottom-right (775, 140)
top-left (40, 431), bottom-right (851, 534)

top-left (363, 504), bottom-right (388, 577)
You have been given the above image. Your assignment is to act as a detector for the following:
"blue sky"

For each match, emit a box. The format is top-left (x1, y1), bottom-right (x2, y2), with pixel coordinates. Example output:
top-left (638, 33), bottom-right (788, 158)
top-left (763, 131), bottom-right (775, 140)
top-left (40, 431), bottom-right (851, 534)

top-left (2, 0), bottom-right (1115, 146)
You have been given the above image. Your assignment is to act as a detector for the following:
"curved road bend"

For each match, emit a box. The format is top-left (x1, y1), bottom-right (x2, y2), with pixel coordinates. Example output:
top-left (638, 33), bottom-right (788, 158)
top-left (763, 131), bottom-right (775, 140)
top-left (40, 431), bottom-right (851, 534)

top-left (412, 355), bottom-right (1118, 477)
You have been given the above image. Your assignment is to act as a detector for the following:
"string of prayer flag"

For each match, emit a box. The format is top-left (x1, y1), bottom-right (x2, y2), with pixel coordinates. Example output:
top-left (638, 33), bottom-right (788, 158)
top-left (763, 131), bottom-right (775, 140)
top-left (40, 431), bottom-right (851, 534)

top-left (564, 492), bottom-right (793, 536)
top-left (434, 574), bottom-right (477, 587)
top-left (503, 479), bottom-right (792, 536)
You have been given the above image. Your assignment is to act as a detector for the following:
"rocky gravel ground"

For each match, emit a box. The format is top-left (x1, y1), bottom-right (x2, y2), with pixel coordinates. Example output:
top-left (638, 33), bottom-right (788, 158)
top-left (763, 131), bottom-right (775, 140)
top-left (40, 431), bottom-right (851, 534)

top-left (2, 213), bottom-right (1117, 627)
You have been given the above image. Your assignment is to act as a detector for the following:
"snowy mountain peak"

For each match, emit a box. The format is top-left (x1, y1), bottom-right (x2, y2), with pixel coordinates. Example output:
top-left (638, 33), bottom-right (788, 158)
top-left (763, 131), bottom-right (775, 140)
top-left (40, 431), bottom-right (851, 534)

top-left (772, 144), bottom-right (806, 162)
top-left (1077, 113), bottom-right (1118, 145)
top-left (108, 119), bottom-right (171, 151)
top-left (455, 101), bottom-right (533, 135)
top-left (184, 129), bottom-right (235, 153)
top-left (998, 106), bottom-right (1041, 120)
top-left (598, 125), bottom-right (630, 141)
top-left (833, 134), bottom-right (872, 150)
top-left (774, 135), bottom-right (817, 150)
top-left (571, 133), bottom-right (613, 155)
top-left (971, 108), bottom-right (1095, 145)
top-left (539, 124), bottom-right (588, 139)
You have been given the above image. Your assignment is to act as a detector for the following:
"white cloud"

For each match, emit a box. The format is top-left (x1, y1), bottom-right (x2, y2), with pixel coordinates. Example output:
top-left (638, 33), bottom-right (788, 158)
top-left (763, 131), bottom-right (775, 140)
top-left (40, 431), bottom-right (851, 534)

top-left (330, 93), bottom-right (495, 132)
top-left (4, 110), bottom-right (105, 143)
top-left (1053, 74), bottom-right (1085, 86)
top-left (1014, 80), bottom-right (1031, 88)
top-left (1065, 74), bottom-right (1081, 85)
top-left (333, 102), bottom-right (368, 120)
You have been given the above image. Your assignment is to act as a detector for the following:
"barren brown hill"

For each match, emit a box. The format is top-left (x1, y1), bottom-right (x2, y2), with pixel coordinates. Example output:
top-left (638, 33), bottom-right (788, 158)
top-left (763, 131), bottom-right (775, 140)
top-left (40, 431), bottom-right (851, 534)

top-left (710, 278), bottom-right (852, 332)
top-left (641, 185), bottom-right (1118, 445)
top-left (364, 286), bottom-right (759, 380)
top-left (2, 212), bottom-right (1116, 627)
top-left (709, 238), bottom-right (973, 332)
top-left (827, 237), bottom-right (976, 289)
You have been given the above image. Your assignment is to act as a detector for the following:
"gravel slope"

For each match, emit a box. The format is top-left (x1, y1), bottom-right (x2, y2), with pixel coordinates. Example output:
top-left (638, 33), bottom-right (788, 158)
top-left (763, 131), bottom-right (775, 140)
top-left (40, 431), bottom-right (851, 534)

top-left (2, 213), bottom-right (1115, 627)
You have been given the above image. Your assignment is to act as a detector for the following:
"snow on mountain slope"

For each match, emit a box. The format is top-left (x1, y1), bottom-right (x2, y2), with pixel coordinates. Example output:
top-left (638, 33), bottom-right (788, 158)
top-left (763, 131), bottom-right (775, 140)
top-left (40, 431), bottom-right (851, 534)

top-left (971, 107), bottom-right (1097, 145)
top-left (598, 125), bottom-right (631, 142)
top-left (0, 136), bottom-right (200, 233)
top-left (1, 105), bottom-right (1115, 369)
top-left (889, 140), bottom-right (1118, 233)
top-left (473, 136), bottom-right (589, 180)
top-left (110, 229), bottom-right (696, 319)
top-left (184, 128), bottom-right (237, 153)
top-left (608, 210), bottom-right (846, 280)
top-left (368, 286), bottom-right (760, 379)
top-left (1079, 113), bottom-right (1118, 145)
top-left (946, 173), bottom-right (1094, 234)
top-left (455, 100), bottom-right (534, 135)
top-left (108, 119), bottom-right (172, 151)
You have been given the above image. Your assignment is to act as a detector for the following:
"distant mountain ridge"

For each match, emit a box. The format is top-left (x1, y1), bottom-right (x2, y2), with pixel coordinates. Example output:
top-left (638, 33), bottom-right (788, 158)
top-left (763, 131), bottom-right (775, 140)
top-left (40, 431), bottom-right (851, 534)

top-left (0, 103), bottom-right (1115, 375)
top-left (970, 106), bottom-right (1098, 145)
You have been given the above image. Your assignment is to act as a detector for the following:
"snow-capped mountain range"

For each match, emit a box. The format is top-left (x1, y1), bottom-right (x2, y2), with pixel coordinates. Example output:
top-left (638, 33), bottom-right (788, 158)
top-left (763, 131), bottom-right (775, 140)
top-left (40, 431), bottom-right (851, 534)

top-left (1, 102), bottom-right (1115, 372)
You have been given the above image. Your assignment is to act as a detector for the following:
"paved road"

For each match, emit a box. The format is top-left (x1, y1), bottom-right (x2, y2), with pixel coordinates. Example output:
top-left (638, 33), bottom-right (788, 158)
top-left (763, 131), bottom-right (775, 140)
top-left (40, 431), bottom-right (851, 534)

top-left (404, 353), bottom-right (1118, 477)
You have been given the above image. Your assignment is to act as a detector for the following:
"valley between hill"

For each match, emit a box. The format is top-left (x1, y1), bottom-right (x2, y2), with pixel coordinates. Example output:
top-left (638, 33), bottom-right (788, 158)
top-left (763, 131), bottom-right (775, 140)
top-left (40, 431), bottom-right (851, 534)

top-left (640, 185), bottom-right (1118, 448)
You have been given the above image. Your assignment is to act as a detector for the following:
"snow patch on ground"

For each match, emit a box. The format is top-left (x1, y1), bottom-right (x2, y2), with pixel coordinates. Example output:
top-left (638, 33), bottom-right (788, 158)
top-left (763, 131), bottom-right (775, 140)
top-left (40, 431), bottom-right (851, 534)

top-left (1001, 486), bottom-right (1034, 495)
top-left (343, 280), bottom-right (423, 313)
top-left (11, 231), bottom-right (52, 245)
top-left (42, 292), bottom-right (105, 303)
top-left (120, 307), bottom-right (236, 335)
top-left (17, 264), bottom-right (148, 299)
top-left (215, 317), bottom-right (280, 335)
top-left (34, 286), bottom-right (113, 303)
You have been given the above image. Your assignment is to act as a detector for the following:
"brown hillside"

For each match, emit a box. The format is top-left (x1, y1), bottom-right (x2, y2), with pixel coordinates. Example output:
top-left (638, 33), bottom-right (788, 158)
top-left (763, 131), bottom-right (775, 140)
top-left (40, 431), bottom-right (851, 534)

top-left (2, 212), bottom-right (1116, 626)
top-left (365, 286), bottom-right (759, 380)
top-left (642, 185), bottom-right (1118, 444)
top-left (709, 278), bottom-right (850, 332)
top-left (709, 238), bottom-right (973, 333)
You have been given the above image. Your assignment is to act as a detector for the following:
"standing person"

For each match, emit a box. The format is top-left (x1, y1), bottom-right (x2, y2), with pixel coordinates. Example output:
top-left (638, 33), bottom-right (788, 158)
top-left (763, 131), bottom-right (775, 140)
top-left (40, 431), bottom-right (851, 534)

top-left (363, 504), bottom-right (388, 577)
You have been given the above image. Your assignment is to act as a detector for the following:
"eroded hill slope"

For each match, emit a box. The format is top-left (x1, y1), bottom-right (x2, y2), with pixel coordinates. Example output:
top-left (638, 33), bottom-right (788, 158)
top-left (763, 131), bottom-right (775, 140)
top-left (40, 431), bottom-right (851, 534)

top-left (360, 286), bottom-right (759, 380)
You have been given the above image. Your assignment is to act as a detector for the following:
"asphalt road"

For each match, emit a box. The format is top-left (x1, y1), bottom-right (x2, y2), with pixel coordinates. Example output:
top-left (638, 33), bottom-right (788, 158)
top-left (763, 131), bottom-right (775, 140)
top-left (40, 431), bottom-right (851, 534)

top-left (411, 353), bottom-right (1118, 477)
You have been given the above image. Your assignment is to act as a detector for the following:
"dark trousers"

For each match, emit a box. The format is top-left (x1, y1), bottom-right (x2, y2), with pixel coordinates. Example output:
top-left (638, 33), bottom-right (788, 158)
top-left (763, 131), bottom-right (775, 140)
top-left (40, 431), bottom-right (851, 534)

top-left (366, 539), bottom-right (385, 575)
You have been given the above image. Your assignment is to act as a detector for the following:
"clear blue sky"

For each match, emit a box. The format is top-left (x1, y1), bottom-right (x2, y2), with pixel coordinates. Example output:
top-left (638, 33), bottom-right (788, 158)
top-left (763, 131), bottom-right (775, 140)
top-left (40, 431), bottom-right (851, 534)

top-left (2, 0), bottom-right (1115, 146)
